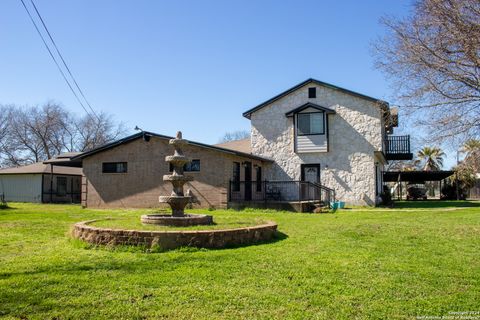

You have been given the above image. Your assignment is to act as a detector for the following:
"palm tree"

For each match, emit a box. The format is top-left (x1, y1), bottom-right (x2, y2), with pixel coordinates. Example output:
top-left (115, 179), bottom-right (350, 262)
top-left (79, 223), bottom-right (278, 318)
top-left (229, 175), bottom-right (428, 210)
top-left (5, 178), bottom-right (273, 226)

top-left (417, 147), bottom-right (445, 171)
top-left (462, 139), bottom-right (480, 173)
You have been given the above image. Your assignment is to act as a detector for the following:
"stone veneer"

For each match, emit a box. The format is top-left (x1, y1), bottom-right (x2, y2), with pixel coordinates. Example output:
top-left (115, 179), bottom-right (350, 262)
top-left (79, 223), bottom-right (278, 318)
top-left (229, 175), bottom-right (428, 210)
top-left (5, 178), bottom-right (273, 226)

top-left (250, 83), bottom-right (387, 205)
top-left (72, 219), bottom-right (278, 250)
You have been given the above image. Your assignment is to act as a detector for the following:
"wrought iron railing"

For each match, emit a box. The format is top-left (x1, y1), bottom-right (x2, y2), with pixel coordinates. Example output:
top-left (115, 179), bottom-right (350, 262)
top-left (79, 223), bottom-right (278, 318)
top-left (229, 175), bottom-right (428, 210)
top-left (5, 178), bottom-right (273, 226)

top-left (228, 180), bottom-right (335, 204)
top-left (385, 135), bottom-right (411, 155)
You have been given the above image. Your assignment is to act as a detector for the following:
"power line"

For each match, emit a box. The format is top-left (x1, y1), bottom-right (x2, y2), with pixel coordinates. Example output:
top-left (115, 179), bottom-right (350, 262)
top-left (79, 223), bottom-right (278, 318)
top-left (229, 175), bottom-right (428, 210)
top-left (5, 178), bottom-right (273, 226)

top-left (28, 0), bottom-right (100, 121)
top-left (19, 0), bottom-right (99, 122)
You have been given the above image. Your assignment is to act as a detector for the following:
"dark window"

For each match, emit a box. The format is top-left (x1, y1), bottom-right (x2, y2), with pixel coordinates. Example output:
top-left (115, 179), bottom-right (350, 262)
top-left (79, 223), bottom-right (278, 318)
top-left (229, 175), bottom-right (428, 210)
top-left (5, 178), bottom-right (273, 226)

top-left (102, 162), bottom-right (128, 173)
top-left (169, 159), bottom-right (201, 172)
top-left (56, 177), bottom-right (67, 196)
top-left (308, 87), bottom-right (316, 98)
top-left (297, 112), bottom-right (325, 135)
top-left (232, 162), bottom-right (240, 192)
top-left (256, 166), bottom-right (262, 192)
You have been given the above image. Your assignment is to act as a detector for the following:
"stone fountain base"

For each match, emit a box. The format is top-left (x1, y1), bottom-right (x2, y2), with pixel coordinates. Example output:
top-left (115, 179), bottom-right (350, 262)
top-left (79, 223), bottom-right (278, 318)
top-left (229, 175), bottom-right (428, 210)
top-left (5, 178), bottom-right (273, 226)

top-left (141, 213), bottom-right (213, 227)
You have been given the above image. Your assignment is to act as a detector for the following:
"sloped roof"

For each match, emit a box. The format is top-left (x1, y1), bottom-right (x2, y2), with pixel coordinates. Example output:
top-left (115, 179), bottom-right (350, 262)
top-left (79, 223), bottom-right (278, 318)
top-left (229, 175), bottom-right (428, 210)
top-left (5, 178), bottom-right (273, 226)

top-left (44, 152), bottom-right (83, 167)
top-left (0, 162), bottom-right (82, 175)
top-left (72, 132), bottom-right (272, 162)
top-left (214, 138), bottom-right (251, 153)
top-left (243, 78), bottom-right (389, 119)
top-left (285, 102), bottom-right (336, 117)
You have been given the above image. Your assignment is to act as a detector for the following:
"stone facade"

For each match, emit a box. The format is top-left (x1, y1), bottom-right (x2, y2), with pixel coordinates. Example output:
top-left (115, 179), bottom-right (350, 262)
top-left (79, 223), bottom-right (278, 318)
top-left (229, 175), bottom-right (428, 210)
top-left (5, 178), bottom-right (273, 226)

top-left (250, 83), bottom-right (387, 205)
top-left (81, 136), bottom-right (265, 209)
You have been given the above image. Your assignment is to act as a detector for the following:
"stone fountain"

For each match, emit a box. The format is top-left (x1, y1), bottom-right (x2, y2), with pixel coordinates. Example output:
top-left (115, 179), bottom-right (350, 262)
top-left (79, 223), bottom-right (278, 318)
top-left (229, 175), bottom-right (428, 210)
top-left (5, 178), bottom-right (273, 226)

top-left (141, 131), bottom-right (213, 226)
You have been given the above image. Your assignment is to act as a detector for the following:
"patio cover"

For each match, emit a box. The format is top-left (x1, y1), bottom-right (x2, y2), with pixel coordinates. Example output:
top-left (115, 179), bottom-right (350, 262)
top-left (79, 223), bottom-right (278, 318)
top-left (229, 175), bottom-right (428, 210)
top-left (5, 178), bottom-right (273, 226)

top-left (383, 170), bottom-right (454, 183)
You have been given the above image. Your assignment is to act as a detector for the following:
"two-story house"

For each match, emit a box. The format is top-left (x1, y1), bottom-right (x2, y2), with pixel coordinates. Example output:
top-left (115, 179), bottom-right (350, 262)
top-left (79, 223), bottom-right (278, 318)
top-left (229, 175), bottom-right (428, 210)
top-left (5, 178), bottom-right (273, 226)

top-left (227, 78), bottom-right (412, 207)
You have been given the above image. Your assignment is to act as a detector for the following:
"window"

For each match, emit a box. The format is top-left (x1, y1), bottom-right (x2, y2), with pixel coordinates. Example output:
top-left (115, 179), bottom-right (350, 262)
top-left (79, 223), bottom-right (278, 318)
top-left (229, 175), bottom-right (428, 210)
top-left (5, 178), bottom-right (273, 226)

top-left (297, 112), bottom-right (324, 135)
top-left (308, 87), bottom-right (316, 98)
top-left (232, 162), bottom-right (240, 192)
top-left (56, 177), bottom-right (67, 196)
top-left (169, 159), bottom-right (201, 172)
top-left (255, 166), bottom-right (262, 192)
top-left (102, 162), bottom-right (128, 173)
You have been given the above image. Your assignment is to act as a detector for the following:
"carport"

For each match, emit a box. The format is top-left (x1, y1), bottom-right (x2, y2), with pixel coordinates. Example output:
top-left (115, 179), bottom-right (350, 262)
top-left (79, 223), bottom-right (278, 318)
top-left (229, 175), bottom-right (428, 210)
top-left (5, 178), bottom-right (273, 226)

top-left (383, 171), bottom-right (454, 200)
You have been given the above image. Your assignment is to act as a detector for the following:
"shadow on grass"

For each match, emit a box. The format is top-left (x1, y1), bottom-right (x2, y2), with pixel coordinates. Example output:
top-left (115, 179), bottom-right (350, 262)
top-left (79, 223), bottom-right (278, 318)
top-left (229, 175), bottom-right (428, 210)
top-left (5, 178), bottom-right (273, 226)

top-left (0, 205), bottom-right (15, 211)
top-left (393, 200), bottom-right (480, 209)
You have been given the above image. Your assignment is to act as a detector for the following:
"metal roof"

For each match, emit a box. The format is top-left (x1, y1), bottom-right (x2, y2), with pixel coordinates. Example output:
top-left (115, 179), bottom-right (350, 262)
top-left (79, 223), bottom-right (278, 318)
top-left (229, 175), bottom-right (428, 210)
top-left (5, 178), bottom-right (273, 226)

top-left (383, 171), bottom-right (455, 183)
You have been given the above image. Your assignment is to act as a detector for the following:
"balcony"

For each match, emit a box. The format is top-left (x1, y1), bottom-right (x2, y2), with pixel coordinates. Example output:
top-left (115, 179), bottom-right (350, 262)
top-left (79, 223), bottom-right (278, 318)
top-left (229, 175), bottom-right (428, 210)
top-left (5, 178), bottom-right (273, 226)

top-left (385, 135), bottom-right (413, 160)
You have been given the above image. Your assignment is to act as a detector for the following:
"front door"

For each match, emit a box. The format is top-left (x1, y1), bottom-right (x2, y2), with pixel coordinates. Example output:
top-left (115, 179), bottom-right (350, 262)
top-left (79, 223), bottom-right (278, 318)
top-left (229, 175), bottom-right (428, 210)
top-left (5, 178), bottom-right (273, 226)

top-left (244, 161), bottom-right (252, 201)
top-left (301, 164), bottom-right (320, 200)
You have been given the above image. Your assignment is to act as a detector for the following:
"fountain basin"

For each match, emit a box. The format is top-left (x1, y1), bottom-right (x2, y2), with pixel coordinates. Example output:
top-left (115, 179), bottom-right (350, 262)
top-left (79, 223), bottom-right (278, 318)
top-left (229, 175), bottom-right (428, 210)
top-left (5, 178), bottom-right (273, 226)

top-left (141, 213), bottom-right (213, 227)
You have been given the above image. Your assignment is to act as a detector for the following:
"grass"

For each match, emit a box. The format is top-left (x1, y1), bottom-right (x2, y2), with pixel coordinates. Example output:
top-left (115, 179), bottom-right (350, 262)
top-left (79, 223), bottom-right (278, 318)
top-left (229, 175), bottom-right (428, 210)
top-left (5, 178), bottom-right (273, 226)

top-left (0, 202), bottom-right (479, 319)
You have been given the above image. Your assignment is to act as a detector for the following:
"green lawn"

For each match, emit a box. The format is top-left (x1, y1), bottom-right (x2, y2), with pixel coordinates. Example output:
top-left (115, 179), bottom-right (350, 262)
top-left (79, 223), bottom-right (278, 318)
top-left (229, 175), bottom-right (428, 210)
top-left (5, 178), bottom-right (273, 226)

top-left (1, 202), bottom-right (479, 319)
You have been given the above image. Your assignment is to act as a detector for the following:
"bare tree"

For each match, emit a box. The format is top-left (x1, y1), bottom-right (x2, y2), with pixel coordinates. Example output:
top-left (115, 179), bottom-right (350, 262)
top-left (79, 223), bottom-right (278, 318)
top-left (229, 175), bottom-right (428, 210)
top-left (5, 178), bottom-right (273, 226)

top-left (0, 103), bottom-right (126, 167)
top-left (218, 130), bottom-right (250, 143)
top-left (373, 0), bottom-right (480, 141)
top-left (73, 112), bottom-right (126, 152)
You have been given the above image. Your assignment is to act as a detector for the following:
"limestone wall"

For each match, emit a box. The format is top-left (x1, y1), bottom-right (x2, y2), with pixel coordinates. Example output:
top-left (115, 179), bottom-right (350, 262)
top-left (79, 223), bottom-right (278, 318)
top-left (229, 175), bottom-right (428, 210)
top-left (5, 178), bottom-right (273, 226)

top-left (250, 83), bottom-right (386, 205)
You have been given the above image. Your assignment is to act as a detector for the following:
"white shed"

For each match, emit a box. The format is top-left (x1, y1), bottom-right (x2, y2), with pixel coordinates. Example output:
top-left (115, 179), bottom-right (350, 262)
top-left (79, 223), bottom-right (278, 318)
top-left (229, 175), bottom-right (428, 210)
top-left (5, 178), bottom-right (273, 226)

top-left (0, 161), bottom-right (82, 203)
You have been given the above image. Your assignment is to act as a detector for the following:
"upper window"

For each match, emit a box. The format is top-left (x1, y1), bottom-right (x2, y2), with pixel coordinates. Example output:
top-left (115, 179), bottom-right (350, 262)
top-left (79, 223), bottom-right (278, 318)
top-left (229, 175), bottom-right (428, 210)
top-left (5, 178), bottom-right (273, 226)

top-left (308, 87), bottom-right (316, 98)
top-left (297, 112), bottom-right (325, 135)
top-left (169, 159), bottom-right (200, 172)
top-left (102, 162), bottom-right (128, 173)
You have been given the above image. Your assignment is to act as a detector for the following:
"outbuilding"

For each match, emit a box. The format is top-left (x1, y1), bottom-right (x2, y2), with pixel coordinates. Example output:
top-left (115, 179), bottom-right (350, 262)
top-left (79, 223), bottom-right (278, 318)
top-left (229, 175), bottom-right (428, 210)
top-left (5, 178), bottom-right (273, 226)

top-left (0, 154), bottom-right (82, 203)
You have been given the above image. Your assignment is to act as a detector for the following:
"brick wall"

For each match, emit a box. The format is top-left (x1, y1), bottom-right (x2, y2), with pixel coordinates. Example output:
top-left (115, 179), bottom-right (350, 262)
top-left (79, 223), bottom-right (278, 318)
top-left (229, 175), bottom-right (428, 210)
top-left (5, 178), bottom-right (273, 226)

top-left (82, 136), bottom-right (265, 209)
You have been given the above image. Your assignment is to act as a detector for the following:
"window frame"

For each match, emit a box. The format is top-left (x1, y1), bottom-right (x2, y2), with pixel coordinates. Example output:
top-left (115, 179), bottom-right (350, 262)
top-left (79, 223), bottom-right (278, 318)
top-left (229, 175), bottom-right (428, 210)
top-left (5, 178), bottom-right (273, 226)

top-left (102, 162), bottom-right (128, 174)
top-left (308, 87), bottom-right (317, 98)
top-left (296, 111), bottom-right (326, 136)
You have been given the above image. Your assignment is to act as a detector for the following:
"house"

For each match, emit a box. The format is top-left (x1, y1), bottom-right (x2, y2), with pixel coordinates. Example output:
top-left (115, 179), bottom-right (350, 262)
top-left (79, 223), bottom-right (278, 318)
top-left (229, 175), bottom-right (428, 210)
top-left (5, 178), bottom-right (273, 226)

top-left (64, 78), bottom-right (411, 210)
top-left (237, 78), bottom-right (411, 206)
top-left (72, 133), bottom-right (271, 209)
top-left (0, 153), bottom-right (82, 203)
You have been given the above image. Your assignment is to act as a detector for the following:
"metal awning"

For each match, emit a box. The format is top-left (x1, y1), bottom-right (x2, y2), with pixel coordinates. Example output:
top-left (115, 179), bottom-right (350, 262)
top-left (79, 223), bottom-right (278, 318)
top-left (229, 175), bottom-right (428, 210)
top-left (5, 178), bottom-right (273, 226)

top-left (383, 170), bottom-right (454, 183)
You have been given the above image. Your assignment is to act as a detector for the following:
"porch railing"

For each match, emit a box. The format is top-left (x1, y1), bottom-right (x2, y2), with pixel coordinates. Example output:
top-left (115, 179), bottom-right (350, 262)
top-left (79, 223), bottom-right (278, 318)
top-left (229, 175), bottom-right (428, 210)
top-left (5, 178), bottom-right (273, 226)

top-left (228, 180), bottom-right (335, 204)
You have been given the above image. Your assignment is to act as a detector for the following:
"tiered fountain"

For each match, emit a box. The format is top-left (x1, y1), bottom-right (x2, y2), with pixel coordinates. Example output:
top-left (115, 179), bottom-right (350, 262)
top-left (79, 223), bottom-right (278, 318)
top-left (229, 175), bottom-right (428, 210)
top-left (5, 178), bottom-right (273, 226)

top-left (141, 131), bottom-right (213, 226)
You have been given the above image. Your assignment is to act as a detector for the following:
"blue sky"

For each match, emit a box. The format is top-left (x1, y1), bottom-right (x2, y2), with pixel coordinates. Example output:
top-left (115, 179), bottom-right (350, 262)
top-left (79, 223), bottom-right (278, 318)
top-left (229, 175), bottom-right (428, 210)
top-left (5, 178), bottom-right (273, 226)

top-left (2, 0), bottom-right (456, 167)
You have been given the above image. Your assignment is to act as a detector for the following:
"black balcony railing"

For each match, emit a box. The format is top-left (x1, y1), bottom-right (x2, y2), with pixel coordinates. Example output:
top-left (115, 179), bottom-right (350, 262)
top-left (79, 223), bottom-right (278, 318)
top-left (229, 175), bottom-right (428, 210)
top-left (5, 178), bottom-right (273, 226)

top-left (385, 135), bottom-right (413, 160)
top-left (228, 180), bottom-right (335, 205)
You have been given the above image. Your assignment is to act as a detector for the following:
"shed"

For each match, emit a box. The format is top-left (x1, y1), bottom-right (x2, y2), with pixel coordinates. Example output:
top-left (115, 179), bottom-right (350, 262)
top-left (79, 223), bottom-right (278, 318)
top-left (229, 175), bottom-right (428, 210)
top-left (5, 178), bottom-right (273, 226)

top-left (0, 155), bottom-right (82, 203)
